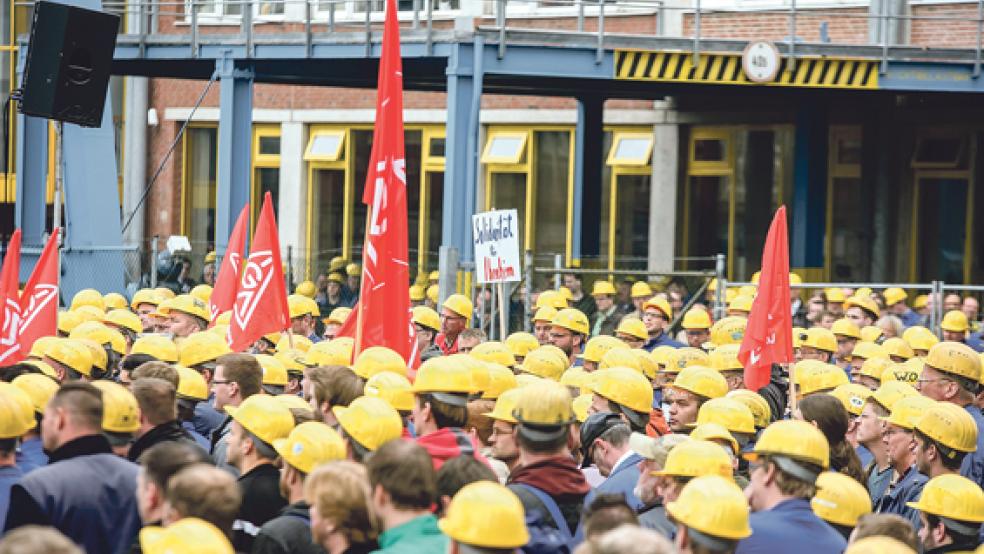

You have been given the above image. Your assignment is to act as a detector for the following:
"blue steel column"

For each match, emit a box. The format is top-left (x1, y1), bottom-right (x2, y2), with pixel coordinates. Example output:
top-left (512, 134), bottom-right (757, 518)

top-left (573, 96), bottom-right (603, 266)
top-left (215, 53), bottom-right (254, 256)
top-left (791, 108), bottom-right (827, 270)
top-left (443, 42), bottom-right (478, 264)
top-left (14, 47), bottom-right (48, 249)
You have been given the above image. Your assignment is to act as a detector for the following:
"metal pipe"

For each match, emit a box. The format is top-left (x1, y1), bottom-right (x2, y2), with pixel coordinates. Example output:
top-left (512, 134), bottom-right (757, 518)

top-left (880, 0), bottom-right (889, 74)
top-left (329, 0), bottom-right (335, 32)
top-left (536, 266), bottom-right (718, 278)
top-left (245, 0), bottom-right (254, 58)
top-left (789, 0), bottom-right (797, 71)
top-left (596, 0), bottom-right (604, 64)
top-left (426, 0), bottom-right (433, 55)
top-left (497, 0), bottom-right (506, 59)
top-left (524, 249), bottom-right (533, 332)
top-left (714, 253), bottom-right (725, 320)
top-left (975, 0), bottom-right (983, 77)
top-left (190, 0), bottom-right (198, 58)
top-left (150, 236), bottom-right (159, 288)
top-left (577, 0), bottom-right (584, 32)
top-left (693, 0), bottom-right (701, 66)
top-left (554, 254), bottom-right (562, 290)
top-left (304, 0), bottom-right (312, 57)
top-left (364, 0), bottom-right (372, 57)
top-left (412, 0), bottom-right (419, 29)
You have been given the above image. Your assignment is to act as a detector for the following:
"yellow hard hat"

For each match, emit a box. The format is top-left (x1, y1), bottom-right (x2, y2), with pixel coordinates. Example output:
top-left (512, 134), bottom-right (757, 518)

top-left (333, 396), bottom-right (403, 451)
top-left (255, 354), bottom-right (289, 387)
top-left (72, 305), bottom-right (107, 323)
top-left (653, 439), bottom-right (734, 479)
top-left (178, 331), bottom-right (231, 368)
top-left (915, 402), bottom-right (979, 455)
top-left (831, 383), bottom-right (873, 417)
top-left (295, 280), bottom-right (317, 298)
top-left (71, 288), bottom-right (106, 312)
top-left (582, 335), bottom-right (628, 364)
top-left (443, 294), bottom-right (474, 320)
top-left (451, 353), bottom-right (488, 397)
top-left (102, 292), bottom-right (128, 311)
top-left (365, 371), bottom-right (415, 412)
top-left (905, 474), bottom-right (984, 524)
top-left (881, 360), bottom-right (921, 385)
top-left (797, 363), bottom-right (849, 396)
top-left (438, 481), bottom-right (530, 549)
top-left (881, 337), bottom-right (914, 361)
top-left (663, 348), bottom-right (711, 374)
top-left (57, 311), bottom-right (85, 335)
top-left (276, 394), bottom-right (314, 418)
top-left (671, 366), bottom-right (728, 400)
top-left (830, 318), bottom-right (862, 340)
top-left (345, 263), bottom-right (360, 277)
top-left (532, 306), bottom-right (558, 323)
top-left (811, 471), bottom-right (872, 527)
top-left (409, 284), bottom-right (426, 302)
top-left (352, 346), bottom-right (407, 379)
top-left (328, 256), bottom-right (347, 272)
top-left (20, 360), bottom-right (56, 381)
top-left (926, 341), bottom-right (982, 381)
top-left (851, 341), bottom-right (888, 362)
top-left (883, 287), bottom-right (908, 307)
top-left (691, 397), bottom-right (755, 435)
top-left (325, 272), bottom-right (344, 284)
top-left (691, 422), bottom-right (740, 454)
top-left (324, 307), bottom-right (352, 325)
top-left (428, 270), bottom-right (440, 282)
top-left (412, 357), bottom-right (473, 399)
top-left (792, 327), bottom-right (805, 349)
top-left (302, 338), bottom-right (354, 366)
top-left (650, 345), bottom-right (677, 368)
top-left (47, 338), bottom-right (94, 376)
top-left (643, 297), bottom-right (672, 319)
top-left (273, 421), bottom-right (345, 474)
top-left (70, 321), bottom-right (126, 355)
top-left (632, 350), bottom-right (660, 380)
top-left (92, 381), bottom-right (140, 434)
top-left (745, 420), bottom-right (830, 471)
top-left (709, 316), bottom-right (747, 346)
top-left (131, 288), bottom-right (163, 310)
top-left (504, 332), bottom-right (539, 359)
top-left (572, 393), bottom-right (592, 423)
top-left (426, 284), bottom-right (439, 304)
top-left (204, 251), bottom-right (217, 264)
top-left (560, 367), bottom-right (591, 393)
top-left (484, 387), bottom-right (523, 424)
top-left (598, 348), bottom-right (643, 373)
top-left (516, 348), bottom-right (568, 381)
top-left (27, 335), bottom-right (58, 359)
top-left (511, 381), bottom-right (575, 427)
top-left (800, 327), bottom-right (837, 353)
top-left (131, 335), bottom-right (179, 363)
top-left (105, 309), bottom-right (143, 335)
top-left (11, 374), bottom-right (58, 415)
top-left (709, 343), bottom-right (743, 372)
top-left (411, 306), bottom-right (441, 332)
top-left (738, 286), bottom-right (757, 298)
top-left (79, 339), bottom-right (108, 371)
top-left (591, 367), bottom-right (654, 414)
top-left (0, 382), bottom-right (37, 438)
top-left (824, 288), bottom-right (846, 303)
top-left (728, 295), bottom-right (754, 313)
top-left (681, 308), bottom-right (712, 330)
top-left (140, 518), bottom-right (233, 554)
top-left (616, 318), bottom-right (648, 341)
top-left (750, 271), bottom-right (762, 284)
top-left (844, 536), bottom-right (916, 554)
top-left (591, 280), bottom-right (616, 296)
top-left (630, 281), bottom-right (653, 298)
top-left (471, 341), bottom-right (517, 368)
top-left (858, 357), bottom-right (892, 383)
top-left (274, 349), bottom-right (306, 374)
top-left (909, 333), bottom-right (940, 354)
top-left (551, 308), bottom-right (589, 336)
top-left (912, 295), bottom-right (929, 310)
top-left (482, 363), bottom-right (518, 400)
top-left (176, 366), bottom-right (209, 401)
top-left (558, 286), bottom-right (573, 302)
top-left (224, 394), bottom-right (295, 445)
top-left (881, 395), bottom-right (937, 430)
top-left (288, 294), bottom-right (321, 319)
top-left (666, 475), bottom-right (751, 540)
top-left (726, 389), bottom-right (771, 429)
top-left (869, 381), bottom-right (919, 412)
top-left (157, 294), bottom-right (210, 322)
top-left (941, 310), bottom-right (970, 333)
top-left (860, 326), bottom-right (883, 344)
top-left (845, 295), bottom-right (881, 318)
top-left (190, 284), bottom-right (213, 304)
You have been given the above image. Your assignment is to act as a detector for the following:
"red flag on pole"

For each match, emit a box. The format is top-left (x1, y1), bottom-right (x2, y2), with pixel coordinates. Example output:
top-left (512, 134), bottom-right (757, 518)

top-left (337, 0), bottom-right (416, 363)
top-left (209, 204), bottom-right (250, 322)
top-left (18, 228), bottom-right (60, 355)
top-left (0, 230), bottom-right (23, 364)
top-left (738, 206), bottom-right (794, 392)
top-left (228, 193), bottom-right (289, 352)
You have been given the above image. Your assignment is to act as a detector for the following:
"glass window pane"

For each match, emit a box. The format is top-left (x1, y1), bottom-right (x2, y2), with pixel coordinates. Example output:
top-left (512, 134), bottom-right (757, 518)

top-left (429, 137), bottom-right (445, 159)
top-left (914, 138), bottom-right (963, 166)
top-left (836, 135), bottom-right (861, 165)
top-left (734, 130), bottom-right (775, 280)
top-left (308, 133), bottom-right (342, 159)
top-left (426, 172), bottom-right (444, 271)
top-left (255, 167), bottom-right (280, 219)
top-left (259, 135), bottom-right (280, 156)
top-left (599, 131), bottom-right (613, 265)
top-left (830, 177), bottom-right (868, 281)
top-left (223, 0), bottom-right (241, 15)
top-left (186, 127), bottom-right (218, 273)
top-left (405, 131), bottom-right (422, 276)
top-left (613, 137), bottom-right (651, 163)
top-left (693, 139), bottom-right (725, 162)
top-left (686, 176), bottom-right (729, 263)
top-left (614, 174), bottom-right (650, 269)
top-left (917, 178), bottom-right (967, 283)
top-left (312, 168), bottom-right (345, 274)
top-left (258, 0), bottom-right (284, 14)
top-left (489, 136), bottom-right (524, 160)
top-left (490, 173), bottom-right (527, 251)
top-left (534, 131), bottom-right (569, 259)
top-left (352, 130), bottom-right (374, 261)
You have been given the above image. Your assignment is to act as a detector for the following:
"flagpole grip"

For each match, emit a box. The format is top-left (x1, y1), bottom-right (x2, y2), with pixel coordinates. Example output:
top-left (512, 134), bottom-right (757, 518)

top-left (353, 217), bottom-right (372, 359)
top-left (787, 362), bottom-right (797, 416)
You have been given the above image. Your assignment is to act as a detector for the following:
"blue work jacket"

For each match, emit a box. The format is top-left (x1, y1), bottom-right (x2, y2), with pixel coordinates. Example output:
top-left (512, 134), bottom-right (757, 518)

top-left (736, 497), bottom-right (847, 554)
top-left (874, 465), bottom-right (927, 531)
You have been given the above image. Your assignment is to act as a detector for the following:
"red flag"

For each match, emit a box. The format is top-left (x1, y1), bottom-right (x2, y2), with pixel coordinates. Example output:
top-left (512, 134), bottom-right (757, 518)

top-left (18, 229), bottom-right (60, 355)
top-left (0, 230), bottom-right (23, 364)
top-left (227, 193), bottom-right (289, 352)
top-left (738, 206), bottom-right (793, 392)
top-left (338, 0), bottom-right (415, 363)
top-left (209, 204), bottom-right (249, 322)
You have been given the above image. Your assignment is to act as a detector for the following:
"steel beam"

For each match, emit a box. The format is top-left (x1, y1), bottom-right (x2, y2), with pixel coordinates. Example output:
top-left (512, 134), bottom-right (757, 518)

top-left (215, 53), bottom-right (254, 256)
top-left (442, 42), bottom-right (478, 264)
top-left (573, 96), bottom-right (604, 265)
top-left (790, 108), bottom-right (826, 270)
top-left (14, 48), bottom-right (48, 250)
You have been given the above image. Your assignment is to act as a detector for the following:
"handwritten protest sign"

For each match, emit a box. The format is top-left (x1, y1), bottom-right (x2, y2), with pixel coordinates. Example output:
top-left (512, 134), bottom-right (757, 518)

top-left (472, 209), bottom-right (521, 284)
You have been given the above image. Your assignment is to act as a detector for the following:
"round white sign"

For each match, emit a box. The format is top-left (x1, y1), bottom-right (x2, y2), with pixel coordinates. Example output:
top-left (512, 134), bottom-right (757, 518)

top-left (742, 41), bottom-right (781, 83)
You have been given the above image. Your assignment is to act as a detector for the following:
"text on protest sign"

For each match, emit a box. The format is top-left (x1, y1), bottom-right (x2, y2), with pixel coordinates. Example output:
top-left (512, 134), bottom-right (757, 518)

top-left (473, 209), bottom-right (522, 284)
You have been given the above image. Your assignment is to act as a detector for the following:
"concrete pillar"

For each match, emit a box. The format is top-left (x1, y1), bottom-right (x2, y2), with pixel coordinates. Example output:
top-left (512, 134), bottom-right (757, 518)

top-left (574, 96), bottom-right (604, 265)
top-left (649, 99), bottom-right (678, 273)
top-left (215, 54), bottom-right (254, 256)
top-left (279, 121), bottom-right (306, 277)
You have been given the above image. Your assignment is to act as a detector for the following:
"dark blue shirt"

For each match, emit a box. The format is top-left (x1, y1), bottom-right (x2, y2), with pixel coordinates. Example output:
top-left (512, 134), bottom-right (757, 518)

top-left (874, 465), bottom-right (927, 531)
top-left (965, 333), bottom-right (984, 353)
top-left (960, 404), bottom-right (984, 489)
top-left (899, 309), bottom-right (922, 328)
top-left (643, 333), bottom-right (684, 352)
top-left (736, 498), bottom-right (846, 554)
top-left (593, 452), bottom-right (645, 511)
top-left (0, 465), bottom-right (22, 527)
top-left (856, 444), bottom-right (873, 469)
top-left (193, 399), bottom-right (226, 438)
top-left (15, 437), bottom-right (47, 474)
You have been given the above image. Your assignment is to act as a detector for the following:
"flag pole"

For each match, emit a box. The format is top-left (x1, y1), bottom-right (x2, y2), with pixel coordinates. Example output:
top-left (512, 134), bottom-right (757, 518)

top-left (353, 217), bottom-right (372, 359)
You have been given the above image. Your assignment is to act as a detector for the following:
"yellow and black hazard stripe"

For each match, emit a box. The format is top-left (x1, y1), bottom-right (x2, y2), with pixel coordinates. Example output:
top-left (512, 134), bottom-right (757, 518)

top-left (615, 50), bottom-right (879, 89)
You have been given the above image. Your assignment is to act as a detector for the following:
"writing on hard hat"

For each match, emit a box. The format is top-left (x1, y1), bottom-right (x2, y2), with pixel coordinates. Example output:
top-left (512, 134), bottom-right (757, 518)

top-left (709, 316), bottom-right (747, 347)
top-left (830, 383), bottom-right (873, 417)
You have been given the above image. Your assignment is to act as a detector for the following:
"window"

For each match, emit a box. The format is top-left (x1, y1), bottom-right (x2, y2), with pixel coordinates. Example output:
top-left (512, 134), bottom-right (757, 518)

top-left (607, 133), bottom-right (653, 167)
top-left (605, 128), bottom-right (653, 271)
top-left (305, 129), bottom-right (345, 162)
top-left (911, 135), bottom-right (967, 169)
top-left (189, 0), bottom-right (242, 17)
top-left (252, 125), bottom-right (281, 225)
top-left (827, 126), bottom-right (867, 281)
top-left (482, 131), bottom-right (528, 165)
top-left (182, 126), bottom-right (219, 275)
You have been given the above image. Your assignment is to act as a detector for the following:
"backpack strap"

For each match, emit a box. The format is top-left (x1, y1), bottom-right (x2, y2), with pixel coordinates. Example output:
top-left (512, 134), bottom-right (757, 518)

top-left (512, 482), bottom-right (573, 539)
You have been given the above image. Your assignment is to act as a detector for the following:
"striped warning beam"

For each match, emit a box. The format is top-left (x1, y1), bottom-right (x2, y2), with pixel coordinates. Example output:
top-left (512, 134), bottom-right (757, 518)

top-left (615, 50), bottom-right (879, 89)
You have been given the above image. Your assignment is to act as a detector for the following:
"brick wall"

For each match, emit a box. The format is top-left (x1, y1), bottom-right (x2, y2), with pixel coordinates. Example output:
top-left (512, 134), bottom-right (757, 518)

top-left (910, 3), bottom-right (980, 48)
top-left (682, 7), bottom-right (870, 44)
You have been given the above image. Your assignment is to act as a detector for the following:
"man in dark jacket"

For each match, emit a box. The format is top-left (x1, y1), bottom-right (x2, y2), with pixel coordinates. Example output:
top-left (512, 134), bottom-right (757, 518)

top-left (128, 378), bottom-right (209, 462)
top-left (253, 422), bottom-right (347, 554)
top-left (4, 382), bottom-right (142, 554)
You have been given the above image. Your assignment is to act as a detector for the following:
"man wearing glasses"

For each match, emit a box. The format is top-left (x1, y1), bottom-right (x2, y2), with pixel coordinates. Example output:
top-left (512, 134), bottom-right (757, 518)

top-left (435, 294), bottom-right (474, 356)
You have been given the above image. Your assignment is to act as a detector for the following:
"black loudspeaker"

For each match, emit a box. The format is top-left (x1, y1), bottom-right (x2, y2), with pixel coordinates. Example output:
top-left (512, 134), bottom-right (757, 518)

top-left (19, 1), bottom-right (120, 128)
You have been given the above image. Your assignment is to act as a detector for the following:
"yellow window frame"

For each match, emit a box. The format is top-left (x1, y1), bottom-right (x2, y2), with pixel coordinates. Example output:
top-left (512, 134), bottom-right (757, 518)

top-left (606, 127), bottom-right (653, 272)
top-left (683, 126), bottom-right (736, 277)
top-left (825, 125), bottom-right (861, 280)
top-left (606, 132), bottom-right (654, 167)
top-left (304, 128), bottom-right (346, 162)
top-left (179, 122), bottom-right (219, 237)
top-left (251, 124), bottom-right (281, 229)
top-left (481, 130), bottom-right (529, 166)
top-left (910, 132), bottom-right (968, 170)
top-left (909, 167), bottom-right (975, 284)
top-left (418, 126), bottom-right (446, 276)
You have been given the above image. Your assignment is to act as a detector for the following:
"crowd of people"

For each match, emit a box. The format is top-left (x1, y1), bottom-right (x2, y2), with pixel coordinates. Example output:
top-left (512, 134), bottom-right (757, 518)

top-left (1, 262), bottom-right (984, 554)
